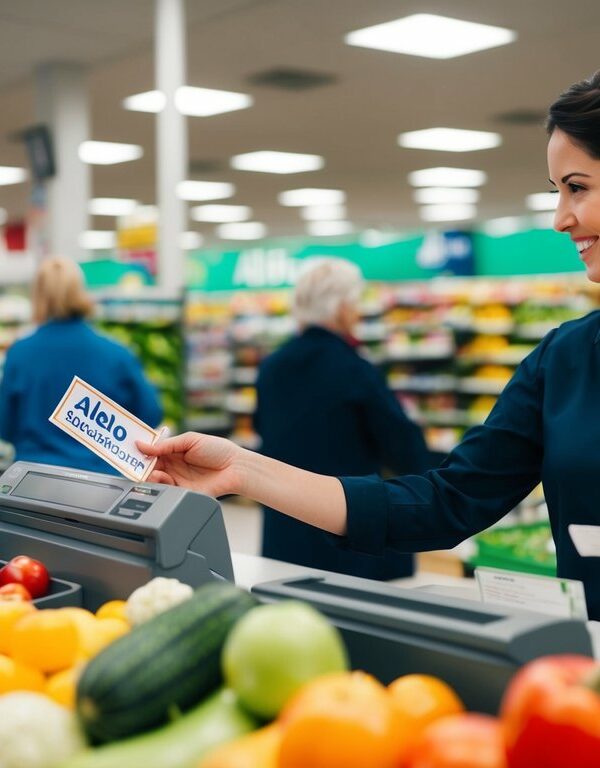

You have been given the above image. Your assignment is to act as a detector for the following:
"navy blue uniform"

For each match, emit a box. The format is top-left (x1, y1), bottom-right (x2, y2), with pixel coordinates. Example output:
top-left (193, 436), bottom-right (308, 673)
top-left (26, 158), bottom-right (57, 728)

top-left (255, 325), bottom-right (430, 579)
top-left (0, 318), bottom-right (163, 474)
top-left (340, 312), bottom-right (600, 619)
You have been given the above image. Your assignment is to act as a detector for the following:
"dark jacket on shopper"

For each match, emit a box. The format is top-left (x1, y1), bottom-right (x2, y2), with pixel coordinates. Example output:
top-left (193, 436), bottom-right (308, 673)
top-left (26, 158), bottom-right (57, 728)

top-left (255, 325), bottom-right (430, 579)
top-left (339, 311), bottom-right (600, 619)
top-left (0, 318), bottom-right (163, 474)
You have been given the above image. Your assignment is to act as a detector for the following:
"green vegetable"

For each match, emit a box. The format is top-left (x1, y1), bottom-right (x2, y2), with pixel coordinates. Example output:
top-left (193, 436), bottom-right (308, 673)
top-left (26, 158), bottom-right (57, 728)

top-left (76, 582), bottom-right (258, 744)
top-left (61, 688), bottom-right (257, 768)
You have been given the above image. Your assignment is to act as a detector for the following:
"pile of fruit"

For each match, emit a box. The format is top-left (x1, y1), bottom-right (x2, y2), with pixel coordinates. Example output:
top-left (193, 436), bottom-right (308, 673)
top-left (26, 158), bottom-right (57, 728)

top-left (0, 574), bottom-right (599, 768)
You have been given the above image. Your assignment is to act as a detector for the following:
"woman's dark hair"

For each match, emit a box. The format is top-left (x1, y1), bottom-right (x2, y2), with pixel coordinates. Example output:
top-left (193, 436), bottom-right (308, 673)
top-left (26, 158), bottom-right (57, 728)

top-left (546, 70), bottom-right (600, 158)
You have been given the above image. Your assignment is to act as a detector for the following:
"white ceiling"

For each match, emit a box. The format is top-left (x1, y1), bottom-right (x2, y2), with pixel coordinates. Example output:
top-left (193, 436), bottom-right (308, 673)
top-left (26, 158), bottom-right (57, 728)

top-left (0, 0), bottom-right (599, 245)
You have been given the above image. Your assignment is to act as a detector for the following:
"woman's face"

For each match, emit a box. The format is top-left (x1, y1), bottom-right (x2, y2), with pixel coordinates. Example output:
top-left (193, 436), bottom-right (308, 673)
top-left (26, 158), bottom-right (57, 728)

top-left (548, 128), bottom-right (600, 282)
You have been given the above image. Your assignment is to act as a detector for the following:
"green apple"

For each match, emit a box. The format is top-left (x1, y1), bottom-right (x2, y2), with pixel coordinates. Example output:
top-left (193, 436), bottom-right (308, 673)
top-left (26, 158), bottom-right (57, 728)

top-left (222, 600), bottom-right (348, 719)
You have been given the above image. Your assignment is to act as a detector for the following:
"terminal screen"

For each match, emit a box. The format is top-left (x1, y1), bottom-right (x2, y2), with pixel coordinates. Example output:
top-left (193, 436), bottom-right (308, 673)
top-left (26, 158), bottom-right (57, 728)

top-left (13, 472), bottom-right (124, 514)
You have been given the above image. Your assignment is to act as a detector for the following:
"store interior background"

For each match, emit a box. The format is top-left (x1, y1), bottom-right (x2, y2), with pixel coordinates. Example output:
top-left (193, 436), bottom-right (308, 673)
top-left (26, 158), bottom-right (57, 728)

top-left (0, 0), bottom-right (599, 572)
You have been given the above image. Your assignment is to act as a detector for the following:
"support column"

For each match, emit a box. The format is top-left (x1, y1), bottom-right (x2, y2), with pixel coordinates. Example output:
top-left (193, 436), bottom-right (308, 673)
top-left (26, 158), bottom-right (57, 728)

top-left (35, 63), bottom-right (90, 261)
top-left (155, 0), bottom-right (187, 293)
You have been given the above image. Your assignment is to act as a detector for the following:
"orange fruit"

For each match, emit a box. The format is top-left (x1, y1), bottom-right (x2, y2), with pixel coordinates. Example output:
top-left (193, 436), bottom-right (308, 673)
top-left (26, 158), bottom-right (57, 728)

top-left (0, 601), bottom-right (36, 654)
top-left (95, 600), bottom-right (128, 623)
top-left (0, 653), bottom-right (45, 693)
top-left (201, 724), bottom-right (282, 768)
top-left (388, 674), bottom-right (464, 760)
top-left (57, 608), bottom-right (100, 658)
top-left (46, 665), bottom-right (83, 708)
top-left (10, 609), bottom-right (79, 673)
top-left (278, 671), bottom-right (402, 768)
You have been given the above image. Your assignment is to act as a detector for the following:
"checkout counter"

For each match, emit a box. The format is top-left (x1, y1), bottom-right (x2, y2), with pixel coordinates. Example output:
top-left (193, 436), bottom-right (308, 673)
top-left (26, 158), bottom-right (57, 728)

top-left (0, 461), bottom-right (594, 713)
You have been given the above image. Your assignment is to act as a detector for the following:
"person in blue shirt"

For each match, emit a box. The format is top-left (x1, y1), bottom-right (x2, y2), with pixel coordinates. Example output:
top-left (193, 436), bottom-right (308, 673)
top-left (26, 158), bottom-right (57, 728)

top-left (0, 256), bottom-right (163, 474)
top-left (254, 258), bottom-right (430, 579)
top-left (140, 70), bottom-right (600, 619)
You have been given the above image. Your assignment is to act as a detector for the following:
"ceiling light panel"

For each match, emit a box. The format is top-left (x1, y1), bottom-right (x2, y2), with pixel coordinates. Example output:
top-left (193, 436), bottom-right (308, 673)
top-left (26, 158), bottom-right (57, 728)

top-left (0, 167), bottom-right (28, 186)
top-left (300, 205), bottom-right (347, 221)
top-left (191, 204), bottom-right (252, 223)
top-left (345, 14), bottom-right (516, 59)
top-left (419, 204), bottom-right (477, 222)
top-left (122, 90), bottom-right (166, 113)
top-left (413, 188), bottom-right (480, 205)
top-left (176, 180), bottom-right (235, 201)
top-left (278, 188), bottom-right (346, 206)
top-left (306, 221), bottom-right (354, 236)
top-left (526, 192), bottom-right (559, 211)
top-left (175, 86), bottom-right (253, 117)
top-left (409, 167), bottom-right (487, 187)
top-left (89, 198), bottom-right (138, 216)
top-left (217, 222), bottom-right (267, 240)
top-left (79, 141), bottom-right (143, 165)
top-left (231, 151), bottom-right (324, 174)
top-left (398, 127), bottom-right (501, 152)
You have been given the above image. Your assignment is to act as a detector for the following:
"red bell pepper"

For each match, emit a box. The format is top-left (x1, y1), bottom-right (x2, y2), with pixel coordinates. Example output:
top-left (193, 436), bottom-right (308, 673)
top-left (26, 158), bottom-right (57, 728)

top-left (501, 654), bottom-right (600, 768)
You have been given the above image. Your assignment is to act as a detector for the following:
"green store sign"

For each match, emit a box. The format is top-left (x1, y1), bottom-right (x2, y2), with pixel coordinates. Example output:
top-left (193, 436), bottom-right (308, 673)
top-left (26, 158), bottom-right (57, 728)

top-left (187, 228), bottom-right (581, 292)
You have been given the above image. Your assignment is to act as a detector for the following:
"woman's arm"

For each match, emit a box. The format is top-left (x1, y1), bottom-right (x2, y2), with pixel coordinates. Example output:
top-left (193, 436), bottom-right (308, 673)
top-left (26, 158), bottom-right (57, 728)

top-left (138, 432), bottom-right (348, 535)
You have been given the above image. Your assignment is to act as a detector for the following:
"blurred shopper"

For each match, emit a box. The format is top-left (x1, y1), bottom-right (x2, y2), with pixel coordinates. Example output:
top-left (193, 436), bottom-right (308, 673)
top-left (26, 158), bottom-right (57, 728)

top-left (0, 256), bottom-right (162, 474)
top-left (253, 258), bottom-right (430, 578)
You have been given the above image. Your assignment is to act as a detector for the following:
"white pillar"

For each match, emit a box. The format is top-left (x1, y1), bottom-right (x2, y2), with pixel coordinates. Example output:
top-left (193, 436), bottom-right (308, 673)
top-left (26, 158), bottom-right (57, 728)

top-left (155, 0), bottom-right (187, 293)
top-left (35, 63), bottom-right (90, 261)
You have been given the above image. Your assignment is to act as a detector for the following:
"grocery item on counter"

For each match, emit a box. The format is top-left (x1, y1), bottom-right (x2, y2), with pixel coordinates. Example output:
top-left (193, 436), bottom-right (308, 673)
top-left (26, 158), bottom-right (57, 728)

top-left (125, 576), bottom-right (193, 625)
top-left (76, 582), bottom-right (258, 743)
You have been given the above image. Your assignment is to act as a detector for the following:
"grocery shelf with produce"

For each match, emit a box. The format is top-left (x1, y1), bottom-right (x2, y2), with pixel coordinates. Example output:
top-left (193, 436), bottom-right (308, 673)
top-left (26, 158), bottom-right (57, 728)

top-left (94, 292), bottom-right (185, 432)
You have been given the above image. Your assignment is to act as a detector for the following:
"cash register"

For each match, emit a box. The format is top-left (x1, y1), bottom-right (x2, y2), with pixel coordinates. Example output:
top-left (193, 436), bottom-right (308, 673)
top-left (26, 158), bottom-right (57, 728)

top-left (0, 461), bottom-right (233, 609)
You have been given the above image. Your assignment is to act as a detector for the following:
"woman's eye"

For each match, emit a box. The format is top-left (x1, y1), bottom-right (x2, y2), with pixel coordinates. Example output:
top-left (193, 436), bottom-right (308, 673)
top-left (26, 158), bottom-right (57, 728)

top-left (569, 183), bottom-right (585, 193)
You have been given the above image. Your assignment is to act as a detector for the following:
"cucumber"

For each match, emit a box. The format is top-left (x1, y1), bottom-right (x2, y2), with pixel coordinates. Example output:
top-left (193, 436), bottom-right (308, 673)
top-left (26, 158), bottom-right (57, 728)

top-left (76, 582), bottom-right (258, 744)
top-left (61, 688), bottom-right (258, 768)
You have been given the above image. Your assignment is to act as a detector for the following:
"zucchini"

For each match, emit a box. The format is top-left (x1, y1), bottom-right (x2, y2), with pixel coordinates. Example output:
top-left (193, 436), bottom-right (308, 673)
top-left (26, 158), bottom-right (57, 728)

top-left (76, 582), bottom-right (258, 744)
top-left (62, 688), bottom-right (258, 768)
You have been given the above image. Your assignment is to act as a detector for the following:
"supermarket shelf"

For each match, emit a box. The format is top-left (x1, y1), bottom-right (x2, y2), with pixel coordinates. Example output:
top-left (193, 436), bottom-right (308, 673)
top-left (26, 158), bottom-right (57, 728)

top-left (231, 433), bottom-right (261, 450)
top-left (458, 348), bottom-right (534, 366)
top-left (385, 347), bottom-right (455, 362)
top-left (186, 377), bottom-right (229, 391)
top-left (456, 377), bottom-right (509, 395)
top-left (231, 366), bottom-right (258, 385)
top-left (513, 322), bottom-right (558, 339)
top-left (186, 415), bottom-right (233, 431)
top-left (414, 409), bottom-right (487, 427)
top-left (389, 375), bottom-right (457, 393)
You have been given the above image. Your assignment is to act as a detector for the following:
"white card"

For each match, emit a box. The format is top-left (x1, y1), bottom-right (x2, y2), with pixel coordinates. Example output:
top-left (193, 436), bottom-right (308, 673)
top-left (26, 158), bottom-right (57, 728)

top-left (475, 566), bottom-right (588, 620)
top-left (568, 524), bottom-right (600, 558)
top-left (49, 376), bottom-right (162, 482)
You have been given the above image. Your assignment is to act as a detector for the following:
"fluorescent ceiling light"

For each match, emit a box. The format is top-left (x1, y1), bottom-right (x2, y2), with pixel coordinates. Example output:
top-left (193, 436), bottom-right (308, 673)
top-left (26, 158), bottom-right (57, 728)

top-left (89, 198), bottom-right (138, 216)
top-left (180, 231), bottom-right (204, 250)
top-left (409, 167), bottom-right (487, 187)
top-left (79, 141), bottom-right (143, 165)
top-left (301, 204), bottom-right (347, 221)
top-left (0, 167), bottom-right (27, 186)
top-left (307, 221), bottom-right (354, 237)
top-left (78, 231), bottom-right (116, 249)
top-left (532, 212), bottom-right (556, 230)
top-left (231, 151), bottom-right (324, 174)
top-left (413, 188), bottom-right (479, 205)
top-left (191, 204), bottom-right (252, 223)
top-left (526, 192), bottom-right (559, 211)
top-left (345, 14), bottom-right (516, 59)
top-left (122, 90), bottom-right (166, 113)
top-left (398, 127), bottom-right (501, 152)
top-left (217, 222), bottom-right (266, 240)
top-left (419, 204), bottom-right (477, 222)
top-left (482, 216), bottom-right (527, 237)
top-left (175, 86), bottom-right (253, 117)
top-left (176, 180), bottom-right (235, 201)
top-left (278, 188), bottom-right (346, 206)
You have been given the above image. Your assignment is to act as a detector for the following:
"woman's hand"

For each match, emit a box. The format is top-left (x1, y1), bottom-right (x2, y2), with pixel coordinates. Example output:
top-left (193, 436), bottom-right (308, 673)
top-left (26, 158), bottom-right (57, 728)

top-left (137, 432), bottom-right (244, 498)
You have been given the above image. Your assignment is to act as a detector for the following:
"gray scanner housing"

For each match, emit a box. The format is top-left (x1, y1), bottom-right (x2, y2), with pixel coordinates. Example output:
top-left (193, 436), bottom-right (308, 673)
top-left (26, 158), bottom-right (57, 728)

top-left (0, 461), bottom-right (233, 609)
top-left (252, 573), bottom-right (593, 713)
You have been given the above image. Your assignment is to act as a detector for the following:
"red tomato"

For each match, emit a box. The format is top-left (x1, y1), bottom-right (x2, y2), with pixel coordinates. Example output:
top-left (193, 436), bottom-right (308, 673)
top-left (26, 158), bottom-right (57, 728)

top-left (0, 556), bottom-right (50, 598)
top-left (501, 655), bottom-right (600, 768)
top-left (406, 713), bottom-right (507, 768)
top-left (0, 583), bottom-right (32, 602)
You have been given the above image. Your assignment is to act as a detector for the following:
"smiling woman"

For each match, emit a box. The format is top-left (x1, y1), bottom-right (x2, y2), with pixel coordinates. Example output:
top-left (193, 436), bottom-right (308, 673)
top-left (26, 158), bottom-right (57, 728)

top-left (140, 70), bottom-right (600, 622)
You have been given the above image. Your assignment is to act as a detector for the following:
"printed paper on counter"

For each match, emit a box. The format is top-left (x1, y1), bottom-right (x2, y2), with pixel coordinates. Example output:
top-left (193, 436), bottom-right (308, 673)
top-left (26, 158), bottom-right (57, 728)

top-left (568, 524), bottom-right (600, 558)
top-left (475, 566), bottom-right (588, 620)
top-left (49, 376), bottom-right (162, 482)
